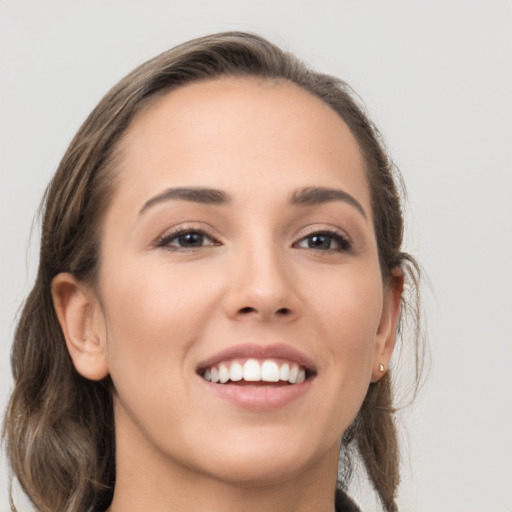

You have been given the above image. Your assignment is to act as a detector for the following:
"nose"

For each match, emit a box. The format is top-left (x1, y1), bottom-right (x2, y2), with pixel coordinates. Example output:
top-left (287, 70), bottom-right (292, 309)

top-left (222, 241), bottom-right (301, 323)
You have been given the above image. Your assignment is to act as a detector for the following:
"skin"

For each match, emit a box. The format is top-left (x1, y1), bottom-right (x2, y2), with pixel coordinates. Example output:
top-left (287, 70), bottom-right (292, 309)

top-left (52, 77), bottom-right (402, 512)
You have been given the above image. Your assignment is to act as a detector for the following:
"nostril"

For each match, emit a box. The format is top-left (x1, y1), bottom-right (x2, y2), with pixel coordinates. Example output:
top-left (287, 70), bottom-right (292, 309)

top-left (236, 306), bottom-right (292, 317)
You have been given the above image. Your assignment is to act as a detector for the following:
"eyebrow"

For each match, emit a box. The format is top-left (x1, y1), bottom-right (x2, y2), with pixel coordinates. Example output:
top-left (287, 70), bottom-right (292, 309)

top-left (139, 185), bottom-right (366, 219)
top-left (139, 187), bottom-right (230, 214)
top-left (290, 187), bottom-right (367, 218)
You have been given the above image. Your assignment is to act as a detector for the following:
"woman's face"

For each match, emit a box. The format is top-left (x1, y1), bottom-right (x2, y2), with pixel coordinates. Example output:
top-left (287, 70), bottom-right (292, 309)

top-left (89, 78), bottom-right (399, 485)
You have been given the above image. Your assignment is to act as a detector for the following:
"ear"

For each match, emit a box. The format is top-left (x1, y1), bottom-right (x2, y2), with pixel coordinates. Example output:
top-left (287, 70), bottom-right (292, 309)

top-left (371, 268), bottom-right (404, 382)
top-left (51, 272), bottom-right (109, 381)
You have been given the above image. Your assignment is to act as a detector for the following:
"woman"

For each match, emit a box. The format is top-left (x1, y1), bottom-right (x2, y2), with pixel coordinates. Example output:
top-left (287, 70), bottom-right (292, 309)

top-left (3, 32), bottom-right (423, 512)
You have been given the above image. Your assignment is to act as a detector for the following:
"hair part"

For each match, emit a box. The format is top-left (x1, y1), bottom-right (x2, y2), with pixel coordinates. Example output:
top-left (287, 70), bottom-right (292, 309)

top-left (3, 31), bottom-right (424, 512)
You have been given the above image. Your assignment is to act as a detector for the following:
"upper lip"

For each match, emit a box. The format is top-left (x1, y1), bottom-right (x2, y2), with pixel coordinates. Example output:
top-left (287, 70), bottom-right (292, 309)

top-left (196, 343), bottom-right (317, 373)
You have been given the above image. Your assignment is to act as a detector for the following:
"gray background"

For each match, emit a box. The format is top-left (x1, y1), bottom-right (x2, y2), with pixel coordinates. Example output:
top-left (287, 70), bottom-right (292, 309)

top-left (1, 1), bottom-right (511, 511)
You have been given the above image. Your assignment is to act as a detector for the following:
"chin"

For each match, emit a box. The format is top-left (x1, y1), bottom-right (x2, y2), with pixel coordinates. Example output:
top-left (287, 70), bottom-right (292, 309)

top-left (200, 452), bottom-right (315, 488)
top-left (184, 427), bottom-right (339, 488)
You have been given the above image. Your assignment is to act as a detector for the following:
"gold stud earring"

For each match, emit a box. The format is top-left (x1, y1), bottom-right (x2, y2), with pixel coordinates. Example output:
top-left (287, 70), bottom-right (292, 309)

top-left (379, 363), bottom-right (385, 372)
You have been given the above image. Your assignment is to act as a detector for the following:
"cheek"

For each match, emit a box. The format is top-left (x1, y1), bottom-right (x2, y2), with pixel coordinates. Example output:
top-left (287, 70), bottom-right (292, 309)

top-left (99, 260), bottom-right (221, 382)
top-left (310, 265), bottom-right (383, 381)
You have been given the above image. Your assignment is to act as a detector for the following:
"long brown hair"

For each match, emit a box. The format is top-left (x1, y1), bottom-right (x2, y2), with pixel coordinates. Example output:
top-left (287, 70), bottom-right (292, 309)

top-left (3, 31), bottom-right (424, 512)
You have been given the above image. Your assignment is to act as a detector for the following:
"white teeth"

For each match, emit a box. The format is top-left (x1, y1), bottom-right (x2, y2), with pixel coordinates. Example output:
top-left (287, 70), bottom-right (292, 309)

top-left (202, 359), bottom-right (309, 384)
top-left (288, 364), bottom-right (299, 384)
top-left (261, 360), bottom-right (280, 382)
top-left (243, 359), bottom-right (261, 381)
top-left (219, 363), bottom-right (230, 383)
top-left (279, 363), bottom-right (290, 381)
top-left (229, 362), bottom-right (243, 382)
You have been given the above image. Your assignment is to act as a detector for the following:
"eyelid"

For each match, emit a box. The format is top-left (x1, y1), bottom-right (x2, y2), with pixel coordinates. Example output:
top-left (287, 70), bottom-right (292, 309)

top-left (154, 223), bottom-right (222, 250)
top-left (292, 225), bottom-right (353, 251)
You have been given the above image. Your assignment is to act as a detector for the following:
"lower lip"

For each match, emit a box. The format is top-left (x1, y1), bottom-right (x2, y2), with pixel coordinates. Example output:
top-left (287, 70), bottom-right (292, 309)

top-left (200, 377), bottom-right (313, 410)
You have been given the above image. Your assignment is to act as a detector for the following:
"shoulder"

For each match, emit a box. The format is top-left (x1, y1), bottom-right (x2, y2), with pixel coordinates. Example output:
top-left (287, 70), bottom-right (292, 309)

top-left (335, 488), bottom-right (362, 512)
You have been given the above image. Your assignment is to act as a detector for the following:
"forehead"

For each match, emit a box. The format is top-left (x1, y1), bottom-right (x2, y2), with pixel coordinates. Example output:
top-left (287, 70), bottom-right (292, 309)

top-left (113, 77), bottom-right (370, 213)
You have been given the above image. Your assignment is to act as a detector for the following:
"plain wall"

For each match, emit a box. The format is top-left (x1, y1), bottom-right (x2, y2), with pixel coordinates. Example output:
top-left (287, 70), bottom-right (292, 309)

top-left (1, 1), bottom-right (511, 511)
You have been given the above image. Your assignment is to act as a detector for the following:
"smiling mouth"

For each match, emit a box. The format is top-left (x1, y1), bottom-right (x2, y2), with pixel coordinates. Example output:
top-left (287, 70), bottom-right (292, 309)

top-left (198, 358), bottom-right (313, 385)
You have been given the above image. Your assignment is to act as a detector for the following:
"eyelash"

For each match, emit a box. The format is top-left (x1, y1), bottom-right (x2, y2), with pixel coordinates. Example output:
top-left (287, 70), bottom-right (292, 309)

top-left (155, 226), bottom-right (219, 251)
top-left (155, 227), bottom-right (351, 253)
top-left (293, 229), bottom-right (351, 252)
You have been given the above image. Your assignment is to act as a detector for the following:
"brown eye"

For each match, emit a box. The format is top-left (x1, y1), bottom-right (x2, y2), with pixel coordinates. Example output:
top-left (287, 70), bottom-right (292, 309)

top-left (295, 231), bottom-right (350, 251)
top-left (307, 234), bottom-right (332, 250)
top-left (176, 232), bottom-right (205, 247)
top-left (156, 229), bottom-right (219, 250)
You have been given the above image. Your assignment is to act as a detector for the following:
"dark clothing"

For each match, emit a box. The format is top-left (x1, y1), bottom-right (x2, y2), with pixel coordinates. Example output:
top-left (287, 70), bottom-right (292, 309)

top-left (93, 489), bottom-right (361, 512)
top-left (336, 488), bottom-right (362, 512)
